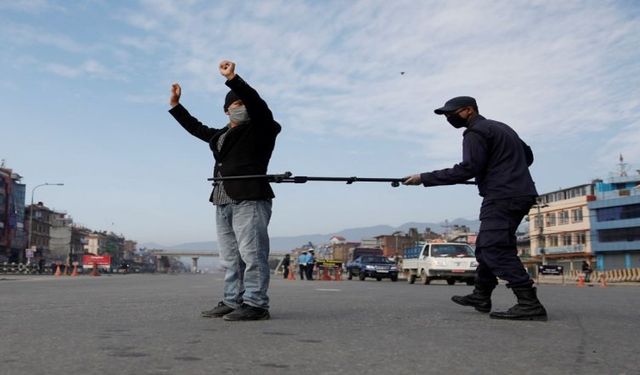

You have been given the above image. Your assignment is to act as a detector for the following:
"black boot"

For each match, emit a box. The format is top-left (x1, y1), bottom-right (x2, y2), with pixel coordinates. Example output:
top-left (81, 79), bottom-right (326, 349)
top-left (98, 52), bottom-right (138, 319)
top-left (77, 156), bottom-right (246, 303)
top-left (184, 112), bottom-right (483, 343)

top-left (490, 287), bottom-right (547, 321)
top-left (451, 284), bottom-right (495, 313)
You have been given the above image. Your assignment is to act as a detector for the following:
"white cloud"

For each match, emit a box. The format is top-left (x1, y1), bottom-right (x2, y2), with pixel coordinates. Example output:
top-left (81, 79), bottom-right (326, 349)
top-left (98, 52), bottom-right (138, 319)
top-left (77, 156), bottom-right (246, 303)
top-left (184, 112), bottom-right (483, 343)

top-left (44, 59), bottom-right (119, 80)
top-left (124, 1), bottom-right (638, 153)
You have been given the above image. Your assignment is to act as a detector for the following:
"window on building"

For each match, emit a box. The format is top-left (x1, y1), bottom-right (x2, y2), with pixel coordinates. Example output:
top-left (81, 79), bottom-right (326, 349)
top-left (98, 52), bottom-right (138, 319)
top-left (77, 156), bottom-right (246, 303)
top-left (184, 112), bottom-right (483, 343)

top-left (596, 203), bottom-right (640, 222)
top-left (572, 208), bottom-right (583, 223)
top-left (545, 213), bottom-right (556, 226)
top-left (562, 234), bottom-right (572, 246)
top-left (598, 227), bottom-right (640, 242)
top-left (534, 215), bottom-right (543, 229)
top-left (548, 235), bottom-right (559, 247)
top-left (576, 232), bottom-right (586, 245)
top-left (559, 211), bottom-right (569, 225)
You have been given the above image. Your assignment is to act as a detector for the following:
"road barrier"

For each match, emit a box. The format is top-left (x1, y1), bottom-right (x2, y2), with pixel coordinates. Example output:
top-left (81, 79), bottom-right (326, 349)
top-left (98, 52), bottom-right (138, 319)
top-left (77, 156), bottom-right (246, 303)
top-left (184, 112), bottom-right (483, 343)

top-left (0, 262), bottom-right (51, 274)
top-left (562, 268), bottom-right (640, 284)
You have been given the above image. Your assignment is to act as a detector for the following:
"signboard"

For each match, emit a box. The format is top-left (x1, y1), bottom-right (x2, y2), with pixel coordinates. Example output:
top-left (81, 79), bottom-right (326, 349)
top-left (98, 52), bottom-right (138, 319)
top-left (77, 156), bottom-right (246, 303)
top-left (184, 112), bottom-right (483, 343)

top-left (25, 249), bottom-right (34, 259)
top-left (82, 255), bottom-right (112, 270)
top-left (538, 265), bottom-right (564, 275)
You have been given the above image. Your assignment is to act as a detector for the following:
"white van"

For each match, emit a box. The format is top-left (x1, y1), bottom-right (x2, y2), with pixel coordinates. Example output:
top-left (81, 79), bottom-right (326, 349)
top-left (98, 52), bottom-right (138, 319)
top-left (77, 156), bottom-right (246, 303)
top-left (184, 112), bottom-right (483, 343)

top-left (401, 242), bottom-right (477, 285)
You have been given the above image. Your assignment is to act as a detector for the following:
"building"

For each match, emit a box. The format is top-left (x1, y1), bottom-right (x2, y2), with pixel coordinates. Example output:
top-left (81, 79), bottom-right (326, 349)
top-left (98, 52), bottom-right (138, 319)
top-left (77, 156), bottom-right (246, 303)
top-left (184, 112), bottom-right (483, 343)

top-left (0, 165), bottom-right (26, 262)
top-left (25, 202), bottom-right (55, 261)
top-left (49, 211), bottom-right (73, 263)
top-left (71, 225), bottom-right (91, 260)
top-left (588, 174), bottom-right (640, 270)
top-left (123, 240), bottom-right (137, 260)
top-left (375, 233), bottom-right (416, 258)
top-left (527, 183), bottom-right (595, 272)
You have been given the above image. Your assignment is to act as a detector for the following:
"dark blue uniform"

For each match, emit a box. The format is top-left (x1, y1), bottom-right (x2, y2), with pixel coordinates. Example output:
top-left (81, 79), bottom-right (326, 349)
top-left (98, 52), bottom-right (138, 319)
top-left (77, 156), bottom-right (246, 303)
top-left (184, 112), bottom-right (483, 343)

top-left (420, 115), bottom-right (537, 288)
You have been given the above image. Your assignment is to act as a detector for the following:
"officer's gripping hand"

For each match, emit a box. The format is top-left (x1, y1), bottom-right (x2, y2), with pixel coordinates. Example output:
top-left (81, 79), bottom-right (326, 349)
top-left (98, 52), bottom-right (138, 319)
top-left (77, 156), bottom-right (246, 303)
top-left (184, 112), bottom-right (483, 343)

top-left (402, 174), bottom-right (422, 186)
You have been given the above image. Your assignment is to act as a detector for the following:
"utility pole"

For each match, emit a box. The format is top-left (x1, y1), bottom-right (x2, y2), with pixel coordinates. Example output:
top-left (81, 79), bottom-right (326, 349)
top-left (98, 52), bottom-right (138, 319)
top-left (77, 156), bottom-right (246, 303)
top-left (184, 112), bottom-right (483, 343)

top-left (534, 199), bottom-right (549, 265)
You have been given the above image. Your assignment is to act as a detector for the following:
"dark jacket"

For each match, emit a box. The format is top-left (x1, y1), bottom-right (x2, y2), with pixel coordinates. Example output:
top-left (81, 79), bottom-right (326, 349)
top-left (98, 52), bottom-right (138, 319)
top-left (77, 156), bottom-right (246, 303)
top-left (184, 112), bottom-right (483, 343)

top-left (169, 75), bottom-right (281, 201)
top-left (421, 115), bottom-right (537, 199)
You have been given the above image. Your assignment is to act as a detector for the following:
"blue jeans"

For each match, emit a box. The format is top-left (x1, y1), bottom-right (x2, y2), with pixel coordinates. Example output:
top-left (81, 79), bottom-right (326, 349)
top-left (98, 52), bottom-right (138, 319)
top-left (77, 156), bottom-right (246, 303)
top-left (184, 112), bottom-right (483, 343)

top-left (216, 200), bottom-right (272, 309)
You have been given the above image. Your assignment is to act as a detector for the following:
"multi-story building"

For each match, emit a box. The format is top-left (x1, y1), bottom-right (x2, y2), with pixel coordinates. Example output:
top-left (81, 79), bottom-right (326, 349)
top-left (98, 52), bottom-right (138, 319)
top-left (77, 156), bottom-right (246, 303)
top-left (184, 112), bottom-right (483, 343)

top-left (25, 202), bottom-right (55, 259)
top-left (49, 211), bottom-right (73, 263)
top-left (528, 183), bottom-right (595, 272)
top-left (375, 233), bottom-right (416, 258)
top-left (588, 175), bottom-right (640, 270)
top-left (0, 165), bottom-right (26, 262)
top-left (84, 232), bottom-right (106, 255)
top-left (71, 225), bottom-right (91, 260)
top-left (123, 240), bottom-right (137, 260)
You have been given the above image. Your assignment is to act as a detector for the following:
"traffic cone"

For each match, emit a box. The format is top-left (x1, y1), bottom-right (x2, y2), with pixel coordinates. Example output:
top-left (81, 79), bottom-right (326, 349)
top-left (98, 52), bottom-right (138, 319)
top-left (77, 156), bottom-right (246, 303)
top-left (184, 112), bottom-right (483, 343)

top-left (321, 266), bottom-right (332, 281)
top-left (599, 273), bottom-right (607, 288)
top-left (71, 264), bottom-right (78, 277)
top-left (54, 264), bottom-right (62, 277)
top-left (287, 265), bottom-right (295, 280)
top-left (334, 266), bottom-right (342, 281)
top-left (91, 262), bottom-right (101, 277)
top-left (577, 274), bottom-right (585, 287)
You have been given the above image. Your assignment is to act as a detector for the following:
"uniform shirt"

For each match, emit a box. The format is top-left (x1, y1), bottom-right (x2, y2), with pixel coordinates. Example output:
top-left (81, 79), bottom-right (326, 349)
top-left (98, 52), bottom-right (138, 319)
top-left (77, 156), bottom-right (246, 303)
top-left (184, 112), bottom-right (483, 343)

top-left (420, 115), bottom-right (538, 199)
top-left (298, 254), bottom-right (307, 265)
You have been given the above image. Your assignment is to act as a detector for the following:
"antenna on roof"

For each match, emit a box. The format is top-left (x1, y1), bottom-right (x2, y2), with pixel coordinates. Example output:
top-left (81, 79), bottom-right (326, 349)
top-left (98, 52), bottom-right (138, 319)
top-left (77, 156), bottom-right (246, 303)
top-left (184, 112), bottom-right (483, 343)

top-left (618, 154), bottom-right (628, 177)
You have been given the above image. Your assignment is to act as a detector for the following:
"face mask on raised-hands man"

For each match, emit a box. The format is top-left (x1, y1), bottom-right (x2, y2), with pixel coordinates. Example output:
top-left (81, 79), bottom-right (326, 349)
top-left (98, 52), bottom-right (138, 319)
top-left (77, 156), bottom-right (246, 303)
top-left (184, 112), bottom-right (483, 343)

top-left (228, 106), bottom-right (250, 125)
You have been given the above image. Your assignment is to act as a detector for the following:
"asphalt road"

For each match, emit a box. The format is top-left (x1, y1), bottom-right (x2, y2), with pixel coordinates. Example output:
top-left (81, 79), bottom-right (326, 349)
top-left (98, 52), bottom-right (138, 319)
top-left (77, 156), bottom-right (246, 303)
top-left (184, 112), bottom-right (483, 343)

top-left (1, 273), bottom-right (639, 375)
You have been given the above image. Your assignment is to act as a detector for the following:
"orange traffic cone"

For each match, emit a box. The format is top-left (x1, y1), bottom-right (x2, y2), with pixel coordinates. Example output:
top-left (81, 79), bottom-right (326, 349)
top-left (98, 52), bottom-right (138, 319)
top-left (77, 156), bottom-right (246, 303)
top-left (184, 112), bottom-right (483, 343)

top-left (321, 266), bottom-right (332, 281)
top-left (91, 262), bottom-right (101, 277)
top-left (334, 266), bottom-right (342, 281)
top-left (287, 265), bottom-right (296, 280)
top-left (71, 264), bottom-right (78, 277)
top-left (54, 264), bottom-right (62, 277)
top-left (577, 274), bottom-right (585, 287)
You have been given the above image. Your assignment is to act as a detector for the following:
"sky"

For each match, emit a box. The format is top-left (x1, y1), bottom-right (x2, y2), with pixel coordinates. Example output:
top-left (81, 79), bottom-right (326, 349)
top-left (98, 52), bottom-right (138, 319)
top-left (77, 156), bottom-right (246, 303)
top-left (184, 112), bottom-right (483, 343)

top-left (1, 0), bottom-right (639, 246)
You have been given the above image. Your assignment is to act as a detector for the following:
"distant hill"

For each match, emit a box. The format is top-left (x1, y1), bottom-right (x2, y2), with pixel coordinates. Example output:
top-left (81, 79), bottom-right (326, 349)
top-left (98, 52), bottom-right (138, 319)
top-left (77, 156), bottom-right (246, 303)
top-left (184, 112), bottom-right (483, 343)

top-left (141, 218), bottom-right (481, 253)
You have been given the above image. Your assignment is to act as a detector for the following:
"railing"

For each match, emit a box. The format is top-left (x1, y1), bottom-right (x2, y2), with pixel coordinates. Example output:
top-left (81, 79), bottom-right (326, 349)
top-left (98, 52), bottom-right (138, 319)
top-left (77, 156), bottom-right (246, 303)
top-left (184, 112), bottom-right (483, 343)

top-left (534, 244), bottom-right (585, 255)
top-left (564, 268), bottom-right (640, 283)
top-left (0, 262), bottom-right (56, 274)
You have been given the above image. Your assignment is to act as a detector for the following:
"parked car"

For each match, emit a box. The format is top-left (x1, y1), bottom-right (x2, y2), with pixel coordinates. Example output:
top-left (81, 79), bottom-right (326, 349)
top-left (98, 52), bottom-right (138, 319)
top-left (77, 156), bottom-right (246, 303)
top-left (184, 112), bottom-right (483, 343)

top-left (346, 255), bottom-right (399, 281)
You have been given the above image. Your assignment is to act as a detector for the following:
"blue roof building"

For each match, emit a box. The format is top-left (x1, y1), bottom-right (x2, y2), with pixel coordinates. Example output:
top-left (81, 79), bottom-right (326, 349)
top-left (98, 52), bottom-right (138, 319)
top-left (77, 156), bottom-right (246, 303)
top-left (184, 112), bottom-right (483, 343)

top-left (588, 175), bottom-right (640, 271)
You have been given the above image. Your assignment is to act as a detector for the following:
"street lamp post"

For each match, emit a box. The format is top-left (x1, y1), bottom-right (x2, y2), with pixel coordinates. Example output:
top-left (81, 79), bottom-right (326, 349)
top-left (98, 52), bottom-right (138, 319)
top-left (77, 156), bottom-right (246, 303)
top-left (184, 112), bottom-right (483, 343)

top-left (392, 231), bottom-right (403, 260)
top-left (25, 182), bottom-right (64, 264)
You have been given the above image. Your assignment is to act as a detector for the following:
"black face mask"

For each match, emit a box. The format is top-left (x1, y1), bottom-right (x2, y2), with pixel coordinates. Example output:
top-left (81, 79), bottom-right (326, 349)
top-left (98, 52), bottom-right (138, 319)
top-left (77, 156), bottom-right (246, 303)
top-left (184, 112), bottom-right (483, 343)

top-left (447, 113), bottom-right (467, 128)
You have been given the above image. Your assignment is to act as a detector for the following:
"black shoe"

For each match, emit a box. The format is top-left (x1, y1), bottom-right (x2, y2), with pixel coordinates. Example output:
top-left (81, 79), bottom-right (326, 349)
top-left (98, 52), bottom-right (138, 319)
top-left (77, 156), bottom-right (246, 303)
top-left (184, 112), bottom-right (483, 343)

top-left (451, 285), bottom-right (494, 313)
top-left (201, 301), bottom-right (235, 318)
top-left (490, 287), bottom-right (548, 321)
top-left (223, 303), bottom-right (270, 321)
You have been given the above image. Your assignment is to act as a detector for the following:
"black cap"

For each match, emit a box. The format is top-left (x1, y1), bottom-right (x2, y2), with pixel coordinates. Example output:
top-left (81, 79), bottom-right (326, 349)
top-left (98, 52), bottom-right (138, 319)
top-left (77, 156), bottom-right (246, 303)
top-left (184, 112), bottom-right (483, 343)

top-left (434, 96), bottom-right (477, 115)
top-left (224, 90), bottom-right (241, 112)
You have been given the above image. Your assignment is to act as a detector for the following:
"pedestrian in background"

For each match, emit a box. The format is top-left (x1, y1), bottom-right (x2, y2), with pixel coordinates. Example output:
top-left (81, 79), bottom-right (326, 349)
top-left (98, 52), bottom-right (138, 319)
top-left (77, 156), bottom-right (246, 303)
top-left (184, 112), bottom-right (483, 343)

top-left (298, 251), bottom-right (308, 280)
top-left (169, 60), bottom-right (280, 321)
top-left (305, 250), bottom-right (315, 280)
top-left (582, 261), bottom-right (592, 283)
top-left (282, 254), bottom-right (291, 279)
top-left (403, 96), bottom-right (547, 321)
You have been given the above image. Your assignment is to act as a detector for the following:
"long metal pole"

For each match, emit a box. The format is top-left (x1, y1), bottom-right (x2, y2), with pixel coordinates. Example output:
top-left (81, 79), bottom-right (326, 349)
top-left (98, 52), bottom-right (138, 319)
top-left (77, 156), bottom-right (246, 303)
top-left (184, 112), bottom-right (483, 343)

top-left (208, 172), bottom-right (476, 187)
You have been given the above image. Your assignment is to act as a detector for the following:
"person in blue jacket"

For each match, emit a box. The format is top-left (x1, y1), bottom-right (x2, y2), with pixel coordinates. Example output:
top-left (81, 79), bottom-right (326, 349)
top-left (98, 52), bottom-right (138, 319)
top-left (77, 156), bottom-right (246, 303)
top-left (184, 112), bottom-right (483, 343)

top-left (403, 96), bottom-right (547, 321)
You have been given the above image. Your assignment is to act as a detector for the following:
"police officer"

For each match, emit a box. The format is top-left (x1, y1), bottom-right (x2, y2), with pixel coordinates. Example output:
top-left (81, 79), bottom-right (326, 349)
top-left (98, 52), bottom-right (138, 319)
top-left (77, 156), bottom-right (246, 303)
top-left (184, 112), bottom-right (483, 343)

top-left (403, 96), bottom-right (547, 321)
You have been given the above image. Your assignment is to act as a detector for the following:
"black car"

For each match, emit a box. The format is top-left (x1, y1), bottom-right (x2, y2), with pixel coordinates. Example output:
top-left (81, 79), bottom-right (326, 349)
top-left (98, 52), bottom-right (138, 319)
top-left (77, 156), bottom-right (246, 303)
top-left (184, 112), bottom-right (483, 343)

top-left (346, 255), bottom-right (399, 281)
